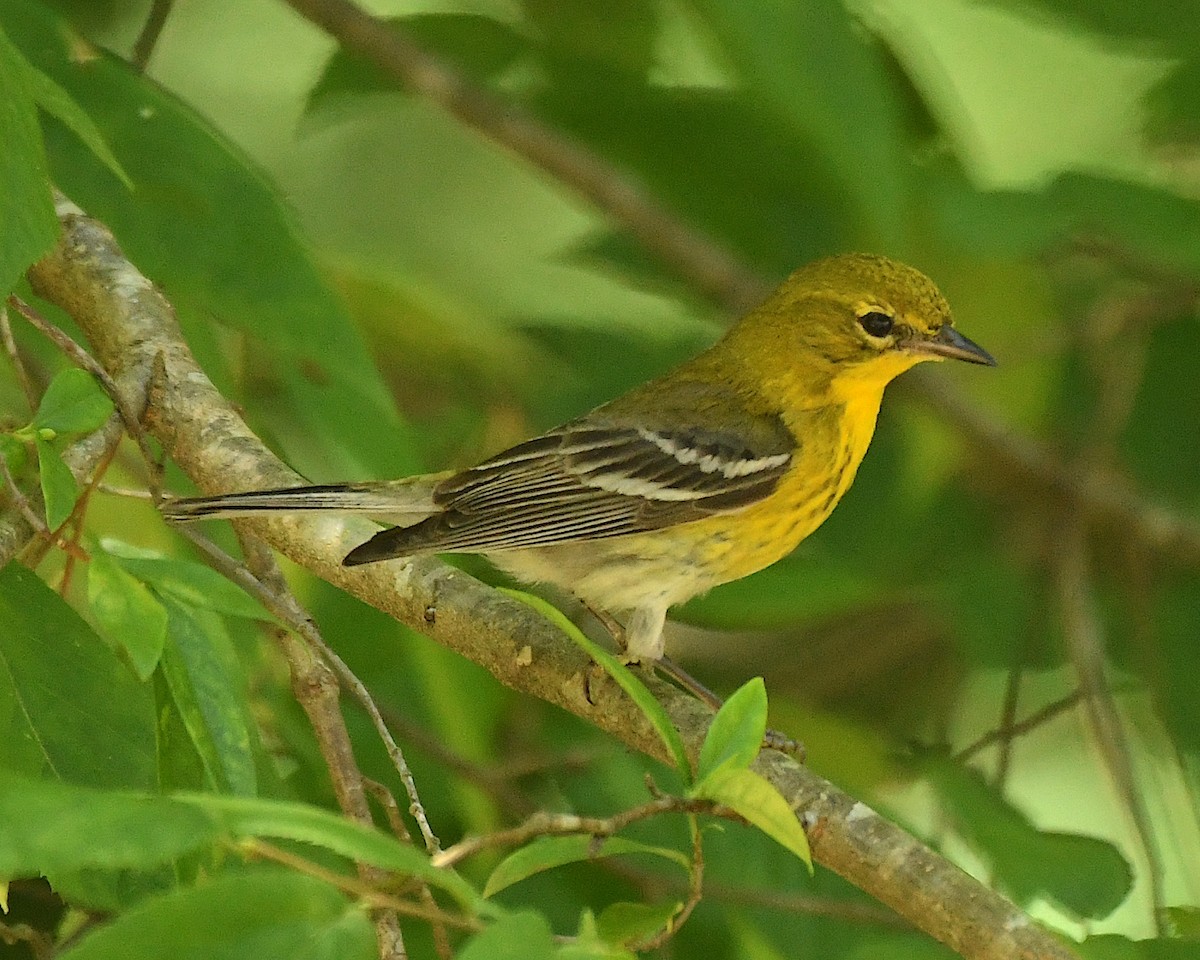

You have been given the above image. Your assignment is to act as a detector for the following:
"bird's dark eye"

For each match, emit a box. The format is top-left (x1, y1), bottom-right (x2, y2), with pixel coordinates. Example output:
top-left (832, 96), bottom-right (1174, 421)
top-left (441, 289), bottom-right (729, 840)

top-left (858, 310), bottom-right (894, 338)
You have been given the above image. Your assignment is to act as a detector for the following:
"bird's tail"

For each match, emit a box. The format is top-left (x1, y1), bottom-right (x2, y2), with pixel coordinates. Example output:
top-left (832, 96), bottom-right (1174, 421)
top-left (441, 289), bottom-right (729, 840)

top-left (161, 476), bottom-right (447, 522)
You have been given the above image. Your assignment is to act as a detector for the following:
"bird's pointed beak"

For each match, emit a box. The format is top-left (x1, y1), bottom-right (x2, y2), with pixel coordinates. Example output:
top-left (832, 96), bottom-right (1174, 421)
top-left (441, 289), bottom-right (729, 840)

top-left (905, 325), bottom-right (997, 366)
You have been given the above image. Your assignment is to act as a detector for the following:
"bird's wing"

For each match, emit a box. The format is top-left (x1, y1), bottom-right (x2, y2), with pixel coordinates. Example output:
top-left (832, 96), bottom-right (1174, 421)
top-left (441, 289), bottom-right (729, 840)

top-left (343, 409), bottom-right (795, 564)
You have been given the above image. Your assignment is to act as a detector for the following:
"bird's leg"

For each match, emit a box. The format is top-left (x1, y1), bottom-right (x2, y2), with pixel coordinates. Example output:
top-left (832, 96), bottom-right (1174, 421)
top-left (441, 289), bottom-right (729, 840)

top-left (582, 601), bottom-right (804, 758)
top-left (653, 655), bottom-right (725, 712)
top-left (582, 602), bottom-right (725, 710)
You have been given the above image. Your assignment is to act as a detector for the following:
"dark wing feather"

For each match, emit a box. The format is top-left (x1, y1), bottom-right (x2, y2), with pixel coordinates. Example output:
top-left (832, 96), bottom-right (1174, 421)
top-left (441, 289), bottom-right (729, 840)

top-left (342, 413), bottom-right (795, 564)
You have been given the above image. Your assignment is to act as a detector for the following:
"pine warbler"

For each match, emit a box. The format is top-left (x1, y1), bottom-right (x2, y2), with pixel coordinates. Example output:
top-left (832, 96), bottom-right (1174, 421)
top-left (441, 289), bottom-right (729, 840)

top-left (165, 254), bottom-right (994, 667)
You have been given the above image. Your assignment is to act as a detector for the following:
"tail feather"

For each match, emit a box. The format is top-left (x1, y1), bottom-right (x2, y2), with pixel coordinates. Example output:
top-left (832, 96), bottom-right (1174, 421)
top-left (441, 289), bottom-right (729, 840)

top-left (161, 478), bottom-right (443, 522)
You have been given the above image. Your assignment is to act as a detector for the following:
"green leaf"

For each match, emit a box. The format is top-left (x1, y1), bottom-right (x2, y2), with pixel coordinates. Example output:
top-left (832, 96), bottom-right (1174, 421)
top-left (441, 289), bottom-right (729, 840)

top-left (0, 24), bottom-right (57, 297)
top-left (177, 793), bottom-right (485, 910)
top-left (32, 367), bottom-right (115, 434)
top-left (5, 0), bottom-right (418, 481)
top-left (1145, 60), bottom-right (1200, 147)
top-left (695, 677), bottom-right (766, 787)
top-left (595, 899), bottom-right (682, 947)
top-left (34, 434), bottom-right (78, 529)
top-left (19, 48), bottom-right (130, 189)
top-left (685, 0), bottom-right (909, 244)
top-left (158, 597), bottom-right (257, 796)
top-left (102, 541), bottom-right (270, 622)
top-left (484, 835), bottom-right (689, 897)
top-left (694, 768), bottom-right (811, 867)
top-left (0, 773), bottom-right (217, 876)
top-left (560, 910), bottom-right (639, 959)
top-left (527, 0), bottom-right (660, 76)
top-left (56, 868), bottom-right (375, 960)
top-left (0, 562), bottom-right (156, 789)
top-left (497, 588), bottom-right (691, 783)
top-left (1076, 933), bottom-right (1200, 960)
top-left (88, 546), bottom-right (168, 680)
top-left (923, 753), bottom-right (1132, 918)
top-left (457, 911), bottom-right (555, 960)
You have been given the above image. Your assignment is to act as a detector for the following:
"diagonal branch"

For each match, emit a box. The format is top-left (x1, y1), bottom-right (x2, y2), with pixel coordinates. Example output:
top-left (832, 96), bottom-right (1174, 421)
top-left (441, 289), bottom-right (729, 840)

top-left (278, 0), bottom-right (767, 313)
top-left (908, 376), bottom-right (1200, 568)
top-left (26, 196), bottom-right (1080, 960)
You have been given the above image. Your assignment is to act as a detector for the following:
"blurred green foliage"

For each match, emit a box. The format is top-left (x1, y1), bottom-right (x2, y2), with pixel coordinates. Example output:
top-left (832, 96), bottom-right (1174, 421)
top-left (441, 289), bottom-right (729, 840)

top-left (2, 0), bottom-right (1199, 956)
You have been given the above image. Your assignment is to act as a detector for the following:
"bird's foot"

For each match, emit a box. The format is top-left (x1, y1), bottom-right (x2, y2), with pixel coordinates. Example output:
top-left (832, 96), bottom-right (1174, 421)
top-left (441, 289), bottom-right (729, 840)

top-left (653, 655), bottom-right (724, 711)
top-left (649, 657), bottom-right (805, 759)
top-left (579, 601), bottom-right (804, 758)
top-left (762, 728), bottom-right (805, 759)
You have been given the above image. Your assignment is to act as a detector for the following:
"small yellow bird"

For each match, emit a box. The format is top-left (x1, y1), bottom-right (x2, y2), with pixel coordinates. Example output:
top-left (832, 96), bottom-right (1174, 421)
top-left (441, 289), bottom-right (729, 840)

top-left (164, 254), bottom-right (993, 677)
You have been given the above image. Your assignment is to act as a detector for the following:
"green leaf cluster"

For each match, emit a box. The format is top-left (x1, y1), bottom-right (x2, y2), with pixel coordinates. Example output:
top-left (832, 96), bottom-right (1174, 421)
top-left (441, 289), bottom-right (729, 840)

top-left (2, 367), bottom-right (114, 529)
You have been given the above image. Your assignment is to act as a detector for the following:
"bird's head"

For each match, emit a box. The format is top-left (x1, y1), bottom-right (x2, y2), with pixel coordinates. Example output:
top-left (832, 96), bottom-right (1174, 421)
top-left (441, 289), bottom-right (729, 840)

top-left (740, 254), bottom-right (995, 397)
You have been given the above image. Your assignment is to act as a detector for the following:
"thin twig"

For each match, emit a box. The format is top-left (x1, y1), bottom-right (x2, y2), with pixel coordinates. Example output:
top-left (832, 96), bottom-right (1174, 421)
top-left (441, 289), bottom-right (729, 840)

top-left (431, 795), bottom-right (719, 870)
top-left (954, 690), bottom-right (1086, 763)
top-left (0, 454), bottom-right (47, 535)
top-left (242, 839), bottom-right (482, 933)
top-left (178, 526), bottom-right (409, 959)
top-left (171, 522), bottom-right (440, 856)
top-left (365, 780), bottom-right (452, 960)
top-left (1056, 522), bottom-right (1166, 934)
top-left (0, 304), bottom-right (38, 409)
top-left (0, 407), bottom-right (125, 568)
top-left (315, 639), bottom-right (442, 854)
top-left (635, 815), bottom-right (705, 952)
top-left (131, 0), bottom-right (175, 71)
top-left (992, 662), bottom-right (1022, 785)
top-left (7, 295), bottom-right (162, 494)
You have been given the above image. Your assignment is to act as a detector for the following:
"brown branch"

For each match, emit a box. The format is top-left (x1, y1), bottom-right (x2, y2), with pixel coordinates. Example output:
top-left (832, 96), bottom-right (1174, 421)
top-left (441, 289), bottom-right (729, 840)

top-left (131, 0), bottom-right (176, 71)
top-left (243, 540), bottom-right (407, 959)
top-left (955, 690), bottom-right (1086, 764)
top-left (25, 197), bottom-right (1082, 960)
top-left (278, 0), bottom-right (767, 314)
top-left (167, 514), bottom-right (417, 958)
top-left (364, 779), bottom-right (452, 960)
top-left (431, 795), bottom-right (715, 870)
top-left (178, 523), bottom-right (440, 854)
top-left (907, 374), bottom-right (1200, 569)
top-left (1055, 522), bottom-right (1166, 933)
